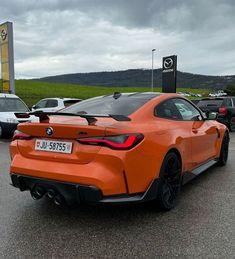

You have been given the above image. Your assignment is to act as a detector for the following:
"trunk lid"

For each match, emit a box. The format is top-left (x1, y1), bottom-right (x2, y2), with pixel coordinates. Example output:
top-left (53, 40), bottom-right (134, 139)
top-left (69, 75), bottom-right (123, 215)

top-left (16, 116), bottom-right (128, 164)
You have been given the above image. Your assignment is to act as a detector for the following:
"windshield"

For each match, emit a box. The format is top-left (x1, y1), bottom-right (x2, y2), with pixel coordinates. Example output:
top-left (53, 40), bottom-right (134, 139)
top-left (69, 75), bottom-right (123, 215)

top-left (62, 94), bottom-right (157, 116)
top-left (0, 98), bottom-right (29, 112)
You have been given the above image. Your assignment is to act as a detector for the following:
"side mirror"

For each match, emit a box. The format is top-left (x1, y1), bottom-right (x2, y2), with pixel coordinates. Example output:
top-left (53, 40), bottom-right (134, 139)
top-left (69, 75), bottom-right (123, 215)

top-left (207, 112), bottom-right (217, 120)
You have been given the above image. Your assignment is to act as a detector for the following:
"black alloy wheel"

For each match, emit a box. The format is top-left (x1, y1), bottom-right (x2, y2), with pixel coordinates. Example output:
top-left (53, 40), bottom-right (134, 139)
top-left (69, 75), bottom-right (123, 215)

top-left (217, 132), bottom-right (229, 166)
top-left (229, 116), bottom-right (235, 132)
top-left (157, 152), bottom-right (182, 211)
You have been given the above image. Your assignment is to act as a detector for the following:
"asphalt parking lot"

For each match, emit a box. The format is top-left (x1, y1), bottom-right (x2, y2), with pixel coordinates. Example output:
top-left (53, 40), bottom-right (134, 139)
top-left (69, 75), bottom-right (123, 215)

top-left (0, 134), bottom-right (234, 259)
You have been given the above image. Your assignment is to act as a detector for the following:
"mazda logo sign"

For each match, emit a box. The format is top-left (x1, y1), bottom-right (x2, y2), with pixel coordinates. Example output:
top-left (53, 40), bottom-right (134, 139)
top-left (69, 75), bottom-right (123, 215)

top-left (46, 127), bottom-right (53, 136)
top-left (0, 29), bottom-right (7, 41)
top-left (163, 58), bottom-right (173, 69)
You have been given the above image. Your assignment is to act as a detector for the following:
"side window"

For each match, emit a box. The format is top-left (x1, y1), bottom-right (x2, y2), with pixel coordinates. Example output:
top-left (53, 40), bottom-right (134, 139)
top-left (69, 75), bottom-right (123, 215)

top-left (36, 100), bottom-right (47, 108)
top-left (46, 100), bottom-right (58, 108)
top-left (232, 98), bottom-right (235, 107)
top-left (173, 98), bottom-right (202, 121)
top-left (155, 99), bottom-right (182, 120)
top-left (223, 98), bottom-right (232, 107)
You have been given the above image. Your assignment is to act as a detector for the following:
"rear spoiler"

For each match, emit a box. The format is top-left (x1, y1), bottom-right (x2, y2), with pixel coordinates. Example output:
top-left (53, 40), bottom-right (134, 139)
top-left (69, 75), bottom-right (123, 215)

top-left (15, 111), bottom-right (131, 125)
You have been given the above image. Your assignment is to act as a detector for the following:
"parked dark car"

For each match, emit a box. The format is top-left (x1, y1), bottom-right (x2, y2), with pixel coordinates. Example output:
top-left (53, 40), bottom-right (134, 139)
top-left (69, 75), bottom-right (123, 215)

top-left (197, 97), bottom-right (235, 132)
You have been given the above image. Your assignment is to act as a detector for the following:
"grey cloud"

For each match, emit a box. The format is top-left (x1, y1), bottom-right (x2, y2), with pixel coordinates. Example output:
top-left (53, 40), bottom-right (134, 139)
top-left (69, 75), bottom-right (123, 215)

top-left (2, 0), bottom-right (235, 35)
top-left (1, 0), bottom-right (235, 77)
top-left (3, 0), bottom-right (235, 30)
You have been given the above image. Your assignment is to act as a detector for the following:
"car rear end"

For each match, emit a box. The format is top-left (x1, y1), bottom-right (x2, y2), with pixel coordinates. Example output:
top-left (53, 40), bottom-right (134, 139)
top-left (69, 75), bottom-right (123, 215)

top-left (197, 98), bottom-right (231, 127)
top-left (9, 93), bottom-right (160, 206)
top-left (197, 98), bottom-right (224, 113)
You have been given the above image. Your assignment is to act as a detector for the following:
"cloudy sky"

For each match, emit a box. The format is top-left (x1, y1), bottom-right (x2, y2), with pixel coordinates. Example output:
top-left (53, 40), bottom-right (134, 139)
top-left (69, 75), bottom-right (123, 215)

top-left (1, 0), bottom-right (235, 78)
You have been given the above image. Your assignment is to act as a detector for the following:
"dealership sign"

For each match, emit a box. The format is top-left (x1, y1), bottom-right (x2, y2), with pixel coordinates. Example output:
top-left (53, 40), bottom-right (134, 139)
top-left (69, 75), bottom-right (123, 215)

top-left (0, 21), bottom-right (15, 94)
top-left (162, 55), bottom-right (177, 93)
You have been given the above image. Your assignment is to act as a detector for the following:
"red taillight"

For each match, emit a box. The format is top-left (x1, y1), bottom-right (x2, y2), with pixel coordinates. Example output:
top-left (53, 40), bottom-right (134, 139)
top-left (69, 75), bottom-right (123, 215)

top-left (218, 107), bottom-right (228, 115)
top-left (77, 134), bottom-right (144, 150)
top-left (12, 130), bottom-right (32, 141)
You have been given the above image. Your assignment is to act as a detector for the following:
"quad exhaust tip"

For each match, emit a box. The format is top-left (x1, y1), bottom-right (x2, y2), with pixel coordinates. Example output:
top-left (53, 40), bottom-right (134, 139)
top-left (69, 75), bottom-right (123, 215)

top-left (54, 194), bottom-right (64, 206)
top-left (30, 186), bottom-right (45, 200)
top-left (47, 189), bottom-right (56, 199)
top-left (31, 186), bottom-right (65, 206)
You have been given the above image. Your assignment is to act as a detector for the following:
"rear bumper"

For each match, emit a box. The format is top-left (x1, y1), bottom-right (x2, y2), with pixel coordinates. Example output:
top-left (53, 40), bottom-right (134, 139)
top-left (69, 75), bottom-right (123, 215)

top-left (10, 173), bottom-right (160, 205)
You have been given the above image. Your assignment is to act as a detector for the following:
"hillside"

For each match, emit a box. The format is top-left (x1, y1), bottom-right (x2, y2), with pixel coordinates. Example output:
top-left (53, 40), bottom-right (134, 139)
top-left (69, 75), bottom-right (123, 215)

top-left (2, 80), bottom-right (208, 107)
top-left (36, 69), bottom-right (235, 89)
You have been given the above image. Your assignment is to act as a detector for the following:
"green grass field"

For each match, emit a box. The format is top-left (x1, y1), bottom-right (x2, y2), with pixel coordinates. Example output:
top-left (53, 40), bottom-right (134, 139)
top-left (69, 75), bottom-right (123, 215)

top-left (7, 80), bottom-right (209, 106)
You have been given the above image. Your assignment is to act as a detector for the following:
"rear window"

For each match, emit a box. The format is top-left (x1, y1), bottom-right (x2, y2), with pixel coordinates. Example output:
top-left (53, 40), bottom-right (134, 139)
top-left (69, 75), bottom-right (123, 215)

top-left (197, 99), bottom-right (223, 108)
top-left (62, 94), bottom-right (157, 116)
top-left (0, 98), bottom-right (29, 112)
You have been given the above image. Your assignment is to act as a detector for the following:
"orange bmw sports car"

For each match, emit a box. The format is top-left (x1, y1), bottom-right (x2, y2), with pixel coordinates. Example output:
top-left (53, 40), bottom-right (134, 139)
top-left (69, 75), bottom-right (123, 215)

top-left (9, 93), bottom-right (229, 210)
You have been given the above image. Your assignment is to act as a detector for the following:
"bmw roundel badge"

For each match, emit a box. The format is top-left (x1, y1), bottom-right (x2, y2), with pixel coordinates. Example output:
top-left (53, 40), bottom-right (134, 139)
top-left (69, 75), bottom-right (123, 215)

top-left (46, 127), bottom-right (53, 136)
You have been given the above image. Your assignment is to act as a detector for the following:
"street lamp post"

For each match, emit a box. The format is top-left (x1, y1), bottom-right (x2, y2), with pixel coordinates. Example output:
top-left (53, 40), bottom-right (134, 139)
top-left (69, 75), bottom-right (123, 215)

top-left (151, 49), bottom-right (156, 92)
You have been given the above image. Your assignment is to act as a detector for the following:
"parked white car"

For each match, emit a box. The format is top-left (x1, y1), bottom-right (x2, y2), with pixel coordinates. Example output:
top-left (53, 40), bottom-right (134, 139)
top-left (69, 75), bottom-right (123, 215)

top-left (217, 90), bottom-right (227, 96)
top-left (209, 90), bottom-right (227, 97)
top-left (31, 97), bottom-right (82, 112)
top-left (209, 93), bottom-right (217, 97)
top-left (0, 93), bottom-right (34, 137)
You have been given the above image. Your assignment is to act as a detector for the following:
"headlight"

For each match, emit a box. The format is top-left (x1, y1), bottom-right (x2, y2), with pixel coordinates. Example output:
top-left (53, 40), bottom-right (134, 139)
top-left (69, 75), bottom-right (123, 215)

top-left (6, 118), bottom-right (18, 123)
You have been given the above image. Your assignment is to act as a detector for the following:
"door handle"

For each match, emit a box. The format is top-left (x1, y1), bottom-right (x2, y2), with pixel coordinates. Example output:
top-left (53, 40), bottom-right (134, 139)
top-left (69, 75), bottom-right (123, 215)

top-left (192, 128), bottom-right (198, 133)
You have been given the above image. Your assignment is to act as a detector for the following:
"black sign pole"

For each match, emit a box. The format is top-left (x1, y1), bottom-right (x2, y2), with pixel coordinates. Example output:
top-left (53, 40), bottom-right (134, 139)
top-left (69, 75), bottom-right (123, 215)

top-left (162, 55), bottom-right (177, 93)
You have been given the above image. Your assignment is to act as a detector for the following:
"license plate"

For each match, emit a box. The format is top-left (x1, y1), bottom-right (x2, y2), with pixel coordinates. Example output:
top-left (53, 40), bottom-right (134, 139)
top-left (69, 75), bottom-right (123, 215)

top-left (35, 139), bottom-right (73, 154)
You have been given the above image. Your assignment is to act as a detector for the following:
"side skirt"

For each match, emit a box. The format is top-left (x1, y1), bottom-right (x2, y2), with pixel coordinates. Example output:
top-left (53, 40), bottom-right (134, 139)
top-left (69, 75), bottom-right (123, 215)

top-left (182, 158), bottom-right (218, 185)
top-left (100, 178), bottom-right (160, 204)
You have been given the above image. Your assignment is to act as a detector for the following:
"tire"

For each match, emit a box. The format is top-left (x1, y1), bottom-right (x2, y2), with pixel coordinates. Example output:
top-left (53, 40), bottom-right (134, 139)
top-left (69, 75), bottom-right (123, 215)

top-left (157, 152), bottom-right (182, 211)
top-left (229, 116), bottom-right (235, 132)
top-left (217, 132), bottom-right (229, 166)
